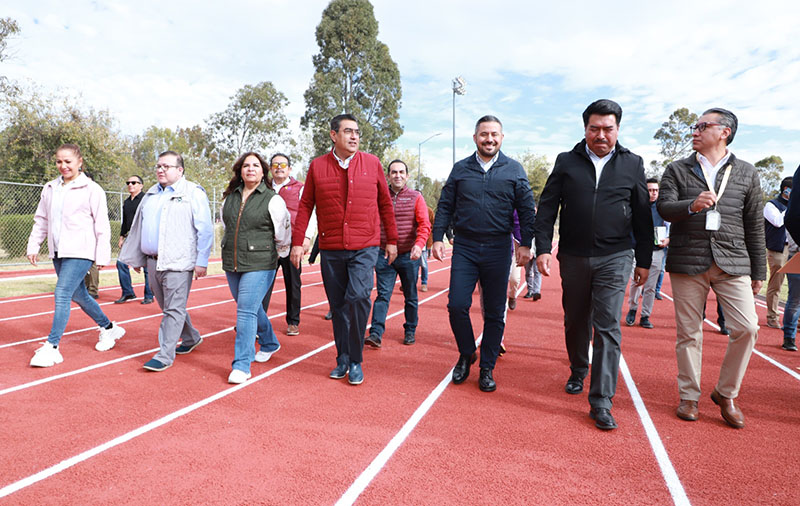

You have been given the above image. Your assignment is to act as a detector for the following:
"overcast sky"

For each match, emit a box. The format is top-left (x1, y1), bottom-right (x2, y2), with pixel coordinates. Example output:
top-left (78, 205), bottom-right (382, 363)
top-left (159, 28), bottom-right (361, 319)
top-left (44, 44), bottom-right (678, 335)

top-left (4, 0), bottom-right (800, 182)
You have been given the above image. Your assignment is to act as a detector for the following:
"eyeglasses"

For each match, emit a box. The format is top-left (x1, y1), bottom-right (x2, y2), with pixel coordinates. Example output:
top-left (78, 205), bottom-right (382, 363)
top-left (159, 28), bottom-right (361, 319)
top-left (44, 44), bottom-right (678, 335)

top-left (125, 181), bottom-right (141, 185)
top-left (153, 164), bottom-right (179, 171)
top-left (271, 162), bottom-right (288, 169)
top-left (690, 122), bottom-right (725, 133)
top-left (341, 128), bottom-right (360, 137)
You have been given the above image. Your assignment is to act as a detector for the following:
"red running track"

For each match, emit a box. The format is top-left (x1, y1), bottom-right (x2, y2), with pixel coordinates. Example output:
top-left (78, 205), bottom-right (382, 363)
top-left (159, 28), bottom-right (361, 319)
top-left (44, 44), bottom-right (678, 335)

top-left (0, 256), bottom-right (798, 505)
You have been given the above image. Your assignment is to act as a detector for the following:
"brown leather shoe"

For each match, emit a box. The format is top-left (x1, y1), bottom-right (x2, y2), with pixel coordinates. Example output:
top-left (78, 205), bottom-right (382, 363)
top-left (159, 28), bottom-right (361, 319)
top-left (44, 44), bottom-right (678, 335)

top-left (676, 400), bottom-right (699, 421)
top-left (287, 324), bottom-right (299, 336)
top-left (710, 389), bottom-right (745, 428)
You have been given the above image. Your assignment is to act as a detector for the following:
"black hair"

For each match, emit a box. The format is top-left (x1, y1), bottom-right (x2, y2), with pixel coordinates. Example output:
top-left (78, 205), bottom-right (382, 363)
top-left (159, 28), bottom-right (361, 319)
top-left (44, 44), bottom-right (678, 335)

top-left (582, 99), bottom-right (622, 126)
top-left (701, 108), bottom-right (738, 145)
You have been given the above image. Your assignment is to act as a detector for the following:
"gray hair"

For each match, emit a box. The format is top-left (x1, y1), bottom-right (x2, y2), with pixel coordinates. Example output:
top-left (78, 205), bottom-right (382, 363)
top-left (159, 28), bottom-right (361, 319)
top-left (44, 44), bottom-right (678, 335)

top-left (702, 107), bottom-right (738, 145)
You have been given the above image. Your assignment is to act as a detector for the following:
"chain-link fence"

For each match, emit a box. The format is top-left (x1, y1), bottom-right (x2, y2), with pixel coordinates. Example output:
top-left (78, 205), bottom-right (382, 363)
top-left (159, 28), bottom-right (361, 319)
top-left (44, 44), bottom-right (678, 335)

top-left (0, 181), bottom-right (222, 267)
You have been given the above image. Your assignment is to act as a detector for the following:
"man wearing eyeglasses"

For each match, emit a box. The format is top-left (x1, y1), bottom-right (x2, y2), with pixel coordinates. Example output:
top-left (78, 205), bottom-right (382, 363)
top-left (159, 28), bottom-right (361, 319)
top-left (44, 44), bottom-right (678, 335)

top-left (261, 153), bottom-right (317, 336)
top-left (115, 175), bottom-right (154, 304)
top-left (120, 151), bottom-right (214, 372)
top-left (290, 114), bottom-right (398, 385)
top-left (657, 108), bottom-right (765, 429)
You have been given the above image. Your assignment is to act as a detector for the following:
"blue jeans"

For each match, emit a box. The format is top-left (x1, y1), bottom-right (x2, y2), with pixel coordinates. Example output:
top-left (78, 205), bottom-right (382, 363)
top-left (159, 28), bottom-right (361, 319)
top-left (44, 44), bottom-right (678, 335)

top-left (783, 271), bottom-right (800, 340)
top-left (448, 236), bottom-right (512, 369)
top-left (370, 251), bottom-right (420, 340)
top-left (116, 260), bottom-right (153, 299)
top-left (48, 256), bottom-right (111, 346)
top-left (226, 270), bottom-right (279, 373)
top-left (420, 249), bottom-right (429, 285)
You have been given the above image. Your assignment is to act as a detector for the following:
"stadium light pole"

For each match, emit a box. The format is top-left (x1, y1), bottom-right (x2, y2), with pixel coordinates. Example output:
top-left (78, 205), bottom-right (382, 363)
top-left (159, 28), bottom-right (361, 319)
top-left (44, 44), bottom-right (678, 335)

top-left (452, 76), bottom-right (466, 166)
top-left (417, 132), bottom-right (442, 190)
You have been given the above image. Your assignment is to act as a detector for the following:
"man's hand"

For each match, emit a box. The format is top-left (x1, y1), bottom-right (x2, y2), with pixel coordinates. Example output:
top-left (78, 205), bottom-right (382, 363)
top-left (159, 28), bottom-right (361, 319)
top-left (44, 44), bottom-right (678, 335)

top-left (659, 237), bottom-right (670, 248)
top-left (410, 245), bottom-right (423, 260)
top-left (432, 241), bottom-right (446, 260)
top-left (633, 266), bottom-right (649, 287)
top-left (537, 253), bottom-right (551, 276)
top-left (118, 236), bottom-right (125, 249)
top-left (27, 253), bottom-right (37, 266)
top-left (690, 191), bottom-right (717, 213)
top-left (516, 246), bottom-right (533, 267)
top-left (385, 244), bottom-right (398, 265)
top-left (302, 237), bottom-right (312, 254)
top-left (752, 280), bottom-right (763, 296)
top-left (194, 266), bottom-right (207, 279)
top-left (133, 267), bottom-right (141, 273)
top-left (290, 245), bottom-right (305, 269)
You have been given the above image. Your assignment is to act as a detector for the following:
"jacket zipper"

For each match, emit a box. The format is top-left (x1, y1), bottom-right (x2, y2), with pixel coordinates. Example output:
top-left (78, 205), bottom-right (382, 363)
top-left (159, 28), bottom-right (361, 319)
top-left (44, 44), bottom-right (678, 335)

top-left (233, 196), bottom-right (247, 272)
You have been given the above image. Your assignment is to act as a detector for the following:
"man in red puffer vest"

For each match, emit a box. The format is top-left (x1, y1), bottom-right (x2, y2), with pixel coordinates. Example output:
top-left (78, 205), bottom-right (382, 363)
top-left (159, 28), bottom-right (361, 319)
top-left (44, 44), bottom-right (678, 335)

top-left (365, 160), bottom-right (431, 349)
top-left (262, 153), bottom-right (317, 336)
top-left (291, 114), bottom-right (398, 385)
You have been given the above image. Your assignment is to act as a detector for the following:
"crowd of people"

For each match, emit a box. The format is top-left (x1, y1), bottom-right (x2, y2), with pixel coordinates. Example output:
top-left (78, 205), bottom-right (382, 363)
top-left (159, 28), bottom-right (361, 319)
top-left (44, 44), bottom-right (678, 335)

top-left (24, 102), bottom-right (799, 431)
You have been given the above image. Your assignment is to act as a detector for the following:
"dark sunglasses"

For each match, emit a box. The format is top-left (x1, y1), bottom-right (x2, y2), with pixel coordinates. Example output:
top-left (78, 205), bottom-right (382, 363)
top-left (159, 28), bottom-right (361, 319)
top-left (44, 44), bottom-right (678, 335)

top-left (126, 181), bottom-right (141, 185)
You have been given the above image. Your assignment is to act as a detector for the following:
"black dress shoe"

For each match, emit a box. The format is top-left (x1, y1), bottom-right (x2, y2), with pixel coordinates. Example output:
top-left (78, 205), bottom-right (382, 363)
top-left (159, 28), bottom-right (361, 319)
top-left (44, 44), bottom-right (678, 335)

top-left (523, 291), bottom-right (535, 299)
top-left (452, 352), bottom-right (477, 384)
top-left (114, 294), bottom-right (136, 304)
top-left (589, 407), bottom-right (618, 430)
top-left (532, 293), bottom-right (541, 301)
top-left (403, 333), bottom-right (415, 345)
top-left (324, 311), bottom-right (333, 320)
top-left (479, 368), bottom-right (496, 392)
top-left (565, 374), bottom-right (584, 394)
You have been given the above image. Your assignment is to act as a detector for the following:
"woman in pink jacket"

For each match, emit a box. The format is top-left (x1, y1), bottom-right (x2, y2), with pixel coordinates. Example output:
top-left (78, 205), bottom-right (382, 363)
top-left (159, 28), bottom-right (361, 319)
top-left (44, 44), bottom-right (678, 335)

top-left (26, 144), bottom-right (125, 367)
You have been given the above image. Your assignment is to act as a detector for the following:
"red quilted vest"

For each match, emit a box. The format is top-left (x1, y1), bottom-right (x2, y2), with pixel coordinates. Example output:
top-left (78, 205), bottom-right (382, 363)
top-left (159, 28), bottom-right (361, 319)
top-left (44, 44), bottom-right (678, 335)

top-left (277, 177), bottom-right (303, 226)
top-left (381, 186), bottom-right (421, 253)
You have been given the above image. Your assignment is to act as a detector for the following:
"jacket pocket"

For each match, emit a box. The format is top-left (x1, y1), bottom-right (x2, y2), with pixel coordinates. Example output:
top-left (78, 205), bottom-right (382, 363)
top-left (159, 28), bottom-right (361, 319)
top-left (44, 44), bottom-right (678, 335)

top-left (246, 238), bottom-right (273, 252)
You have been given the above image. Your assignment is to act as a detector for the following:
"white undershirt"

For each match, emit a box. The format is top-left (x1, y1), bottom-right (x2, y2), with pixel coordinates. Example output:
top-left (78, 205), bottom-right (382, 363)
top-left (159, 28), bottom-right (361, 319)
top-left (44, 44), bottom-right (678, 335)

top-left (475, 151), bottom-right (499, 172)
top-left (586, 145), bottom-right (615, 189)
top-left (697, 150), bottom-right (731, 189)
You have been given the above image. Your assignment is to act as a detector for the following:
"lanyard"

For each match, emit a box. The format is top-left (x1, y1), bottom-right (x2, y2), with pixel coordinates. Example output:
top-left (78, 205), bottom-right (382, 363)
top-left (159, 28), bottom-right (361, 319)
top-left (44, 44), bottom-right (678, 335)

top-left (700, 163), bottom-right (731, 204)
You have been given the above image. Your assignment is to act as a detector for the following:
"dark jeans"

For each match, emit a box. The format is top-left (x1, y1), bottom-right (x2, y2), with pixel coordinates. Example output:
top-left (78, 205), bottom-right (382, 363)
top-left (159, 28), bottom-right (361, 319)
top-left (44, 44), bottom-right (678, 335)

top-left (784, 270), bottom-right (800, 340)
top-left (262, 255), bottom-right (302, 325)
top-left (369, 251), bottom-right (420, 340)
top-left (116, 260), bottom-right (153, 299)
top-left (320, 247), bottom-right (379, 365)
top-left (559, 249), bottom-right (633, 410)
top-left (447, 236), bottom-right (512, 370)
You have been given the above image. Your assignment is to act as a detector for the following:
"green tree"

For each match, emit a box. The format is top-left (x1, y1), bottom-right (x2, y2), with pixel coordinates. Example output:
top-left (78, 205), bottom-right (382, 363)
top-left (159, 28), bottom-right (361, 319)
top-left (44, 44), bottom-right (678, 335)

top-left (0, 17), bottom-right (20, 95)
top-left (301, 0), bottom-right (402, 160)
top-left (650, 107), bottom-right (698, 177)
top-left (207, 81), bottom-right (292, 160)
top-left (517, 150), bottom-right (551, 202)
top-left (755, 155), bottom-right (784, 203)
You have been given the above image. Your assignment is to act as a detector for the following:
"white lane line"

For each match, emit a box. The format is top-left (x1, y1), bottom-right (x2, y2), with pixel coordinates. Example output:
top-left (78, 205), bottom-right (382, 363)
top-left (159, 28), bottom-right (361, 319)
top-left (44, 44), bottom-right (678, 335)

top-left (619, 354), bottom-right (691, 506)
top-left (0, 282), bottom-right (322, 349)
top-left (0, 282), bottom-right (452, 499)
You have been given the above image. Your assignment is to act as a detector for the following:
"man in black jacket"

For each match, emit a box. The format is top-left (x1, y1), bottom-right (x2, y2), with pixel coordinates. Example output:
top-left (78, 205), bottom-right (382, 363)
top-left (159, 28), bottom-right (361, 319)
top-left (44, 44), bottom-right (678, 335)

top-left (115, 175), bottom-right (153, 304)
top-left (432, 115), bottom-right (536, 392)
top-left (535, 99), bottom-right (653, 430)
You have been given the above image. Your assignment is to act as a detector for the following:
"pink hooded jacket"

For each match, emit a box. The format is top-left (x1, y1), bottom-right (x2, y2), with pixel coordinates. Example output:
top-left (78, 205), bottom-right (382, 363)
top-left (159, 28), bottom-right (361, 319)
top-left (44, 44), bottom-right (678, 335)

top-left (26, 173), bottom-right (112, 265)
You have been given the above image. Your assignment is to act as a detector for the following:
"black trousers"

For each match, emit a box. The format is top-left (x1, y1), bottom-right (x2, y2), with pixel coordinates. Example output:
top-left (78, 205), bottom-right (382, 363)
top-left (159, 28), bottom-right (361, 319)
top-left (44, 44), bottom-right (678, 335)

top-left (262, 256), bottom-right (302, 325)
top-left (320, 247), bottom-right (379, 365)
top-left (558, 249), bottom-right (633, 410)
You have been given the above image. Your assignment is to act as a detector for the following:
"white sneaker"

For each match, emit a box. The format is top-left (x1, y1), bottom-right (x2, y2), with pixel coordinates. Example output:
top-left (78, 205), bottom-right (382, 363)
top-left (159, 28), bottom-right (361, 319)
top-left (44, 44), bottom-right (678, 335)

top-left (254, 344), bottom-right (281, 363)
top-left (96, 322), bottom-right (125, 351)
top-left (30, 342), bottom-right (64, 367)
top-left (228, 369), bottom-right (252, 384)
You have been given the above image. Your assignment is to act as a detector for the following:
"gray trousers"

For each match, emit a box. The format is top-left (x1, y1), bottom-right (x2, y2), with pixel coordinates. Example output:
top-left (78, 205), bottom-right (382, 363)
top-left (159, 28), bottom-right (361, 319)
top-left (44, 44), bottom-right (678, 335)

top-left (525, 257), bottom-right (542, 294)
top-left (628, 248), bottom-right (665, 318)
top-left (559, 249), bottom-right (633, 410)
top-left (147, 257), bottom-right (201, 366)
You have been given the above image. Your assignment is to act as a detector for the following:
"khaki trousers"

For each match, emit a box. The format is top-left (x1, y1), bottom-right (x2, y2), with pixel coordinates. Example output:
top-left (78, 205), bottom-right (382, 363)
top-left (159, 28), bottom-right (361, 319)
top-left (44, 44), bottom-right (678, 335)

top-left (766, 247), bottom-right (788, 323)
top-left (670, 263), bottom-right (759, 401)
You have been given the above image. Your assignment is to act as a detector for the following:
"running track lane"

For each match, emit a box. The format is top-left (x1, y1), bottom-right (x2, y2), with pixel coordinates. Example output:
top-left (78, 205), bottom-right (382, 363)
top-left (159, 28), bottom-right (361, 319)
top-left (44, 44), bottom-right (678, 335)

top-left (1, 257), bottom-right (799, 504)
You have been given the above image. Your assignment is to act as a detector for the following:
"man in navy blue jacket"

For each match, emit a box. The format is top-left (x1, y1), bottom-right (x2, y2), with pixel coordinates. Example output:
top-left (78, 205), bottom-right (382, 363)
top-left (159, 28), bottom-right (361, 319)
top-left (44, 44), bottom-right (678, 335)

top-left (535, 99), bottom-right (653, 430)
top-left (432, 115), bottom-right (536, 392)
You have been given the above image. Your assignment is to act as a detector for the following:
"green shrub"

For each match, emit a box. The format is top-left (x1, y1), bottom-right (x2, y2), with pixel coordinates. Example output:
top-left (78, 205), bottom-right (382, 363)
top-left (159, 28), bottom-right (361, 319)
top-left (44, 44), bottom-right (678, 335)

top-left (0, 214), bottom-right (36, 257)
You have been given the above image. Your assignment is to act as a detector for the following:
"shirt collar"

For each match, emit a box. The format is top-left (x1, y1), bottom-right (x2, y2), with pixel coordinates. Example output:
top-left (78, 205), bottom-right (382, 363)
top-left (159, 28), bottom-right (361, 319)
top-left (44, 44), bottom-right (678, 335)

top-left (272, 178), bottom-right (290, 191)
top-left (585, 144), bottom-right (615, 162)
top-left (697, 150), bottom-right (731, 172)
top-left (332, 149), bottom-right (355, 169)
top-left (475, 151), bottom-right (499, 170)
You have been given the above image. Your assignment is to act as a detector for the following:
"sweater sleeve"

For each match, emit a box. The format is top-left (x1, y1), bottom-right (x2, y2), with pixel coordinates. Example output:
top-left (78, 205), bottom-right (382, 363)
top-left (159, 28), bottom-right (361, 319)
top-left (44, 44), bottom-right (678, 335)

top-left (433, 169), bottom-right (457, 242)
top-left (27, 185), bottom-right (51, 256)
top-left (413, 194), bottom-right (431, 249)
top-left (90, 182), bottom-right (112, 266)
top-left (269, 195), bottom-right (292, 258)
top-left (533, 156), bottom-right (564, 256)
top-left (292, 164), bottom-right (316, 247)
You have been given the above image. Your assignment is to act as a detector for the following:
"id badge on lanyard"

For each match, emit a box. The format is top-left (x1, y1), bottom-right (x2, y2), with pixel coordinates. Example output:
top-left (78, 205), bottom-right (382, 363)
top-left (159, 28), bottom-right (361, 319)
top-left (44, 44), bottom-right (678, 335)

top-left (701, 163), bottom-right (731, 231)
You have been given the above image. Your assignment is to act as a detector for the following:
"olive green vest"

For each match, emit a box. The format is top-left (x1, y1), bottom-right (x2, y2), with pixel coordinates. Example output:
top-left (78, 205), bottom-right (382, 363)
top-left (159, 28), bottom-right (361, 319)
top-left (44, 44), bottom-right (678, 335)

top-left (221, 182), bottom-right (278, 272)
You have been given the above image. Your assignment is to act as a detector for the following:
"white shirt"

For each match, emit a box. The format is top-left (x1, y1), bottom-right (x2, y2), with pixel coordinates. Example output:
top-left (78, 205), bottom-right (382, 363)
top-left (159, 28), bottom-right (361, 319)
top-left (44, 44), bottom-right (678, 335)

top-left (272, 178), bottom-right (318, 240)
top-left (332, 149), bottom-right (355, 169)
top-left (764, 200), bottom-right (786, 228)
top-left (697, 150), bottom-right (732, 189)
top-left (585, 145), bottom-right (615, 189)
top-left (475, 151), bottom-right (499, 172)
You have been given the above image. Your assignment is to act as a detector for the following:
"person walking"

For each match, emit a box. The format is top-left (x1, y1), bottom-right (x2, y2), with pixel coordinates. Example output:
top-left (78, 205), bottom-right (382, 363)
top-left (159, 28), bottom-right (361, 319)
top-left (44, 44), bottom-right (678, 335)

top-left (115, 174), bottom-right (154, 304)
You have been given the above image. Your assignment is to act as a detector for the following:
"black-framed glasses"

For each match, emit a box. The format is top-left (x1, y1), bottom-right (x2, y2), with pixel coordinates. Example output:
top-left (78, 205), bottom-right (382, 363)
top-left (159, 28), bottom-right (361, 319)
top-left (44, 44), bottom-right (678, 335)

top-left (153, 164), bottom-right (179, 171)
top-left (125, 181), bottom-right (141, 185)
top-left (690, 122), bottom-right (724, 133)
